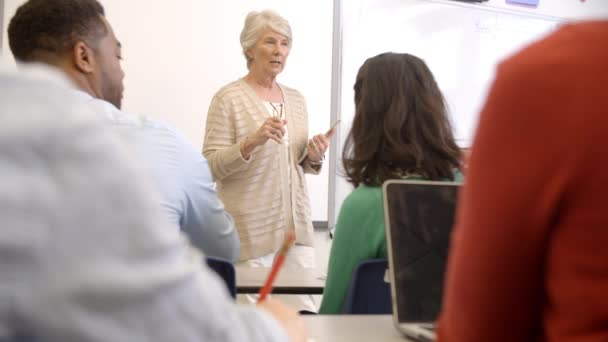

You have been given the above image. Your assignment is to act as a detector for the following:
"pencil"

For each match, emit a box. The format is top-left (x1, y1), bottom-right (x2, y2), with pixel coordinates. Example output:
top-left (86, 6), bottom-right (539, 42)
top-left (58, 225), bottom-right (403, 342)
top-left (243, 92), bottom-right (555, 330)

top-left (258, 231), bottom-right (296, 302)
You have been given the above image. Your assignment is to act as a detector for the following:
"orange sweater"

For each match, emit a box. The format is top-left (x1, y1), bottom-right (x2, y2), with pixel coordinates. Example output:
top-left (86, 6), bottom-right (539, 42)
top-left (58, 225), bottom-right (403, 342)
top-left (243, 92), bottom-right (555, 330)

top-left (437, 21), bottom-right (608, 342)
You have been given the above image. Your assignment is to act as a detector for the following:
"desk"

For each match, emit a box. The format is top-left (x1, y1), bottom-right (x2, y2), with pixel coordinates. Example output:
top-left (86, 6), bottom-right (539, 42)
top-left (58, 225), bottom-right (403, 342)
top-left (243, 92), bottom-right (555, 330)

top-left (304, 315), bottom-right (411, 342)
top-left (235, 266), bottom-right (325, 294)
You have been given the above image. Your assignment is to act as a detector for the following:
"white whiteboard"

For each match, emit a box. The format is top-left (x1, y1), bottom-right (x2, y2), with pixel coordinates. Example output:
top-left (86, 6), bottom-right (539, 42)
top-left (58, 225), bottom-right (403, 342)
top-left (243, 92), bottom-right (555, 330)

top-left (330, 0), bottom-right (565, 226)
top-left (343, 0), bottom-right (561, 146)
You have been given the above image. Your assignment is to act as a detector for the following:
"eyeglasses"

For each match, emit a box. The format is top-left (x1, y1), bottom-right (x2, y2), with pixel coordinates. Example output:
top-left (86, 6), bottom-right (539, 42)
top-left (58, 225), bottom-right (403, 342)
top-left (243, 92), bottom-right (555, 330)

top-left (269, 102), bottom-right (284, 120)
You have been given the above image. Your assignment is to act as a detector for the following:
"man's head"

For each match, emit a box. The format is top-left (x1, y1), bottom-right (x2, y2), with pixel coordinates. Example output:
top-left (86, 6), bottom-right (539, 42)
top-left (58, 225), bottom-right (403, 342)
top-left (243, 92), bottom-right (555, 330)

top-left (8, 0), bottom-right (125, 108)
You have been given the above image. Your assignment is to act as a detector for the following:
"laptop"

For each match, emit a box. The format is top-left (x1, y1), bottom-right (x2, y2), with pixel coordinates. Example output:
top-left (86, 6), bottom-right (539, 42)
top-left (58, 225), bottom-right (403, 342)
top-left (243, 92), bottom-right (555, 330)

top-left (382, 179), bottom-right (461, 342)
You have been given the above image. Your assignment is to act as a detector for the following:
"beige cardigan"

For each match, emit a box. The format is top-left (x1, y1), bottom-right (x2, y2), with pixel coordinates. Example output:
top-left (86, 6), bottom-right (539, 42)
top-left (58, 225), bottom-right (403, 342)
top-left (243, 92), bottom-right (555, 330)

top-left (203, 79), bottom-right (319, 260)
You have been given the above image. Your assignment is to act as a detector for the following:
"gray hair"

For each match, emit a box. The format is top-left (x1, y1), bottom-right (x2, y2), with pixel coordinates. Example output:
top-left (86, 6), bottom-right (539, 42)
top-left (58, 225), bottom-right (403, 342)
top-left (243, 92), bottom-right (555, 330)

top-left (240, 10), bottom-right (292, 68)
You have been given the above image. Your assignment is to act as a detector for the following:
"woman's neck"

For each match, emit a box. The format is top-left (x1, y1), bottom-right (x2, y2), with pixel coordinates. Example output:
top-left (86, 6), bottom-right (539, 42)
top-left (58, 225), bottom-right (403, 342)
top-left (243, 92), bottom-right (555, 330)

top-left (244, 72), bottom-right (282, 102)
top-left (245, 72), bottom-right (276, 89)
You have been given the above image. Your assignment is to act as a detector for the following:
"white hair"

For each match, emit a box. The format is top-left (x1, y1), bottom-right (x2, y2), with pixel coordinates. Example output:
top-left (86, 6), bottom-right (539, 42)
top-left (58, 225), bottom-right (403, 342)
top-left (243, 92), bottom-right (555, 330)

top-left (240, 10), bottom-right (292, 68)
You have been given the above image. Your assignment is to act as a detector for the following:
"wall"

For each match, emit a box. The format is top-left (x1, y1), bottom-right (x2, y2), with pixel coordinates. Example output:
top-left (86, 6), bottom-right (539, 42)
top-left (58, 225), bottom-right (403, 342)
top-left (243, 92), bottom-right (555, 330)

top-left (1, 0), bottom-right (334, 221)
top-left (1, 1), bottom-right (16, 58)
top-left (0, 0), bottom-right (4, 54)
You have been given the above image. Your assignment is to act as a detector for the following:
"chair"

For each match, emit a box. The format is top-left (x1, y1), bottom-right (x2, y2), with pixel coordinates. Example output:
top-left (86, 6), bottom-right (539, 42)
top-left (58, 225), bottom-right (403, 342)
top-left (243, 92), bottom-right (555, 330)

top-left (206, 256), bottom-right (236, 299)
top-left (341, 259), bottom-right (392, 314)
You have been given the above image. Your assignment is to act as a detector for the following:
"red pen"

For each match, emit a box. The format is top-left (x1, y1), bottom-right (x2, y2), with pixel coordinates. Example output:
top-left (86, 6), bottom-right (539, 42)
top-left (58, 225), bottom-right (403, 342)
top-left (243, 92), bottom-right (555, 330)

top-left (257, 231), bottom-right (296, 302)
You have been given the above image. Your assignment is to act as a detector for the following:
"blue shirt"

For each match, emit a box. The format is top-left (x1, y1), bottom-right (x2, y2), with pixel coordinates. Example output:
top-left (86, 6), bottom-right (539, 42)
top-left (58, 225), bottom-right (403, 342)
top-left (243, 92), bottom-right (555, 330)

top-left (0, 64), bottom-right (284, 341)
top-left (76, 92), bottom-right (240, 261)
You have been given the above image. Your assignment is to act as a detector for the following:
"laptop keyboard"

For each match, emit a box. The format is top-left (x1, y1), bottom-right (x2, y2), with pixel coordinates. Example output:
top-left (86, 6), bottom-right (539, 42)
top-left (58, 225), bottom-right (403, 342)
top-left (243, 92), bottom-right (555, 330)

top-left (419, 323), bottom-right (436, 332)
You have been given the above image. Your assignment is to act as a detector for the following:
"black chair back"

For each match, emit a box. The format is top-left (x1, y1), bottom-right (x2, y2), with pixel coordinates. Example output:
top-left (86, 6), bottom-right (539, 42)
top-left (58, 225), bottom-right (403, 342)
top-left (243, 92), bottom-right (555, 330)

top-left (206, 256), bottom-right (236, 299)
top-left (342, 259), bottom-right (392, 314)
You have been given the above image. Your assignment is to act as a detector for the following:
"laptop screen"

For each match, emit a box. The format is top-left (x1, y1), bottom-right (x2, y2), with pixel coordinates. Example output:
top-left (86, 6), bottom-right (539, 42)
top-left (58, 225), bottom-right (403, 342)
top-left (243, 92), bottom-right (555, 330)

top-left (383, 180), bottom-right (460, 323)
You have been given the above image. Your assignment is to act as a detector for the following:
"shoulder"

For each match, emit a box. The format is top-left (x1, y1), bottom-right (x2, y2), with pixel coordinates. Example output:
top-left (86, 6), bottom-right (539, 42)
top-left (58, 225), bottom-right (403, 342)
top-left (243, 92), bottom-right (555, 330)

top-left (279, 83), bottom-right (305, 101)
top-left (86, 98), bottom-right (167, 132)
top-left (100, 106), bottom-right (198, 164)
top-left (107, 107), bottom-right (178, 139)
top-left (278, 83), bottom-right (301, 96)
top-left (213, 79), bottom-right (247, 101)
top-left (280, 84), bottom-right (307, 118)
top-left (340, 185), bottom-right (383, 215)
top-left (334, 185), bottom-right (385, 247)
top-left (138, 121), bottom-right (199, 163)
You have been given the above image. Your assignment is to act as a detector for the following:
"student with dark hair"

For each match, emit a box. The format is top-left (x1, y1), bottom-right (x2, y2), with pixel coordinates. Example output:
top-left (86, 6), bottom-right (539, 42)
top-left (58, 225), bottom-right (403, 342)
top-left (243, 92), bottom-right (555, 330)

top-left (8, 0), bottom-right (240, 262)
top-left (319, 52), bottom-right (462, 314)
top-left (437, 21), bottom-right (608, 342)
top-left (8, 0), bottom-right (107, 59)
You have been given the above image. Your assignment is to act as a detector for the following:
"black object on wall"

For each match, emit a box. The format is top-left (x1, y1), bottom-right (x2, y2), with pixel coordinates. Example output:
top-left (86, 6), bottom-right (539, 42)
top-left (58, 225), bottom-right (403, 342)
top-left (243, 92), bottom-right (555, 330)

top-left (450, 0), bottom-right (490, 3)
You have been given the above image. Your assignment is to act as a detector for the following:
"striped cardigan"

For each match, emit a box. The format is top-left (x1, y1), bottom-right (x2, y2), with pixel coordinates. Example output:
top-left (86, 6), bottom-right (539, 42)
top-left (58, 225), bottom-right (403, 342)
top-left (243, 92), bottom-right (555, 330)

top-left (203, 79), bottom-right (318, 260)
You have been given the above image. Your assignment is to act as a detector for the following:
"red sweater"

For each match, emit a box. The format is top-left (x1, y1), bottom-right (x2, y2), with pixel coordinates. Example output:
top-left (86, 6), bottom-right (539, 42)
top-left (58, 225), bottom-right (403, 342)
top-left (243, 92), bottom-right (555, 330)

top-left (437, 21), bottom-right (608, 342)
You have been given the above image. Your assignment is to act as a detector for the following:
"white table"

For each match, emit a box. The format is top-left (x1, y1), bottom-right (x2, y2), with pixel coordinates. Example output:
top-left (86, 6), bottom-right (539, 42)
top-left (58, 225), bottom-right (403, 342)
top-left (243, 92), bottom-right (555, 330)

top-left (235, 266), bottom-right (325, 294)
top-left (304, 315), bottom-right (412, 342)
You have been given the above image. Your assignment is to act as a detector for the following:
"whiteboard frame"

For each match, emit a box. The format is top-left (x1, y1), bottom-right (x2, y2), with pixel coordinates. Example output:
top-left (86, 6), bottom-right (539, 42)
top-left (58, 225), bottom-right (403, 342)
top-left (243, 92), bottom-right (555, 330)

top-left (327, 0), bottom-right (343, 230)
top-left (427, 0), bottom-right (564, 22)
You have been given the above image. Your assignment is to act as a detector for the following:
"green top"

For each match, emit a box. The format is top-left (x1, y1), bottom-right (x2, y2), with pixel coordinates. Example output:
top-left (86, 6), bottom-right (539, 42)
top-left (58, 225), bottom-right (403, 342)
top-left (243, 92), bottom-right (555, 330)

top-left (318, 173), bottom-right (463, 314)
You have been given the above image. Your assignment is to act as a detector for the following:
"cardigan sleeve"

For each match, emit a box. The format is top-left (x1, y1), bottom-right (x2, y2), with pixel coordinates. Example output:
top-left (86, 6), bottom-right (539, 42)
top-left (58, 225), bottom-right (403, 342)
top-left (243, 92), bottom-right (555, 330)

top-left (202, 93), bottom-right (251, 181)
top-left (297, 99), bottom-right (322, 175)
top-left (301, 156), bottom-right (322, 175)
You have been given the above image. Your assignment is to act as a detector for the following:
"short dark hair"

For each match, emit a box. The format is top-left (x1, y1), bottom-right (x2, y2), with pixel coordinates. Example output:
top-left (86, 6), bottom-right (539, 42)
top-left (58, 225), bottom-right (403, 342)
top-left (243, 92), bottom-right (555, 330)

top-left (342, 52), bottom-right (462, 187)
top-left (8, 0), bottom-right (106, 62)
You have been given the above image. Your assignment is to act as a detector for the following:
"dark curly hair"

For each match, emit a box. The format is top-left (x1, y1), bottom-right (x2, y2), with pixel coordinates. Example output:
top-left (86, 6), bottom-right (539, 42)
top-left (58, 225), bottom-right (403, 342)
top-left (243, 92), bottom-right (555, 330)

top-left (342, 52), bottom-right (461, 187)
top-left (8, 0), bottom-right (106, 62)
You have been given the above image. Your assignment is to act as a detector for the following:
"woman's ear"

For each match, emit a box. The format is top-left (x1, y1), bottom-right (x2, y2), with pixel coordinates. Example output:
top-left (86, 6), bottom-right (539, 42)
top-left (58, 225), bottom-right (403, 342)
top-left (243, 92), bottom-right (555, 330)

top-left (72, 41), bottom-right (96, 74)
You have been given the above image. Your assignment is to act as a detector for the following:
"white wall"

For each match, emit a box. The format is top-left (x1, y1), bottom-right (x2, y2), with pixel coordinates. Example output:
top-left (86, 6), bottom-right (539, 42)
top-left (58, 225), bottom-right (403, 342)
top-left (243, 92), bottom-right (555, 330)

top-left (2, 1), bottom-right (20, 59)
top-left (1, 0), bottom-right (334, 221)
top-left (0, 0), bottom-right (8, 57)
top-left (0, 0), bottom-right (4, 54)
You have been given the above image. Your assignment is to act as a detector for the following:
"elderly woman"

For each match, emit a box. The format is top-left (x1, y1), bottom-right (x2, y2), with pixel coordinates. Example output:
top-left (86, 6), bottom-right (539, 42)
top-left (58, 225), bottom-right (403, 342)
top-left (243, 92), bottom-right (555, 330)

top-left (203, 10), bottom-right (329, 308)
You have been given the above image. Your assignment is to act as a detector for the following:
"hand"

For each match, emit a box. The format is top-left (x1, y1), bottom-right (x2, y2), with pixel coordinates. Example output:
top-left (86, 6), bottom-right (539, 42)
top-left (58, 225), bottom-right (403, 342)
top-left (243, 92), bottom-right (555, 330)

top-left (307, 133), bottom-right (329, 163)
top-left (257, 298), bottom-right (308, 342)
top-left (241, 117), bottom-right (287, 159)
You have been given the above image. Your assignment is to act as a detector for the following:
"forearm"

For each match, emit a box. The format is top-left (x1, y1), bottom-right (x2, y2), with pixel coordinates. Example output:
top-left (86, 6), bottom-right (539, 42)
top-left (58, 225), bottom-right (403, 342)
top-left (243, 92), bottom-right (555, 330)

top-left (182, 156), bottom-right (241, 261)
top-left (239, 136), bottom-right (257, 161)
top-left (203, 142), bottom-right (250, 181)
top-left (301, 156), bottom-right (322, 175)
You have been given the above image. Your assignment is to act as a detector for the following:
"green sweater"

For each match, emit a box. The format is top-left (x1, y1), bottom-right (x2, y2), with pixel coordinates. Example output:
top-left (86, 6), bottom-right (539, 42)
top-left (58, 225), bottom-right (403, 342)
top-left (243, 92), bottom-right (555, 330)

top-left (319, 173), bottom-right (463, 314)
